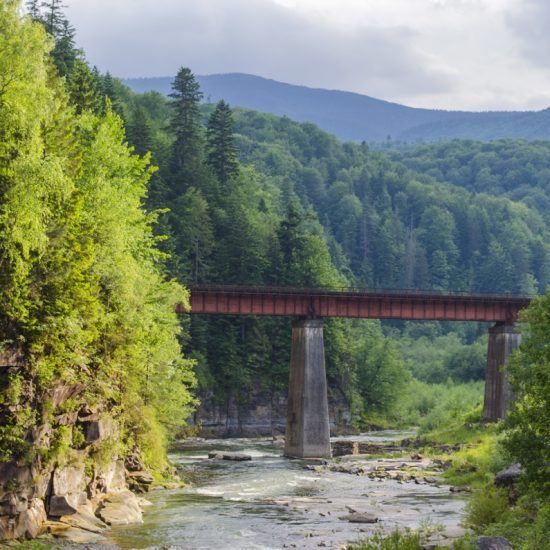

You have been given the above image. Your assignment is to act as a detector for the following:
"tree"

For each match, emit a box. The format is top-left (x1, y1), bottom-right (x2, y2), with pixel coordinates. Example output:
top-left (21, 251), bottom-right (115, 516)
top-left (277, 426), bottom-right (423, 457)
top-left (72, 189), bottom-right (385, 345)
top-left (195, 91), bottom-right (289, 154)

top-left (127, 106), bottom-right (154, 157)
top-left (168, 67), bottom-right (204, 196)
top-left (0, 0), bottom-right (196, 470)
top-left (206, 100), bottom-right (239, 185)
top-left (504, 292), bottom-right (550, 494)
top-left (66, 59), bottom-right (103, 114)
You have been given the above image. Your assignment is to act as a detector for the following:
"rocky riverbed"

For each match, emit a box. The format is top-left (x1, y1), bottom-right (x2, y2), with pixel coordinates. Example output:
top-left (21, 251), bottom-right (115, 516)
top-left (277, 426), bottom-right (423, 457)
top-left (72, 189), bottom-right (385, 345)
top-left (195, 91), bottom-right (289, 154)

top-left (99, 432), bottom-right (470, 550)
top-left (4, 432), bottom-right (473, 549)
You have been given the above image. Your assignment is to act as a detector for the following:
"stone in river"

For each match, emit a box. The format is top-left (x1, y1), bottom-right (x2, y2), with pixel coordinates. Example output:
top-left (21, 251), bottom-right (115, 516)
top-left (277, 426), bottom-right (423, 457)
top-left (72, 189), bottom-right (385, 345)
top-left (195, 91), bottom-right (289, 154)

top-left (207, 451), bottom-right (252, 461)
top-left (340, 512), bottom-right (379, 523)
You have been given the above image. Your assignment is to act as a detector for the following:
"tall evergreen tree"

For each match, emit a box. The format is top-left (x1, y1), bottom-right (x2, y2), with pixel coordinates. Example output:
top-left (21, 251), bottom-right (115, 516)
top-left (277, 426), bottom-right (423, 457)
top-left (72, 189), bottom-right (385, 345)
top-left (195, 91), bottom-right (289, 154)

top-left (67, 58), bottom-right (103, 114)
top-left (206, 100), bottom-right (239, 185)
top-left (169, 67), bottom-right (204, 196)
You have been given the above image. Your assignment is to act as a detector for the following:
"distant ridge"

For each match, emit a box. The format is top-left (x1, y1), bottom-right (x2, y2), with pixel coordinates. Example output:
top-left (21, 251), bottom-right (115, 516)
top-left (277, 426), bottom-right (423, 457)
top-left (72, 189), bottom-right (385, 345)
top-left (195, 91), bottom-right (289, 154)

top-left (123, 73), bottom-right (550, 142)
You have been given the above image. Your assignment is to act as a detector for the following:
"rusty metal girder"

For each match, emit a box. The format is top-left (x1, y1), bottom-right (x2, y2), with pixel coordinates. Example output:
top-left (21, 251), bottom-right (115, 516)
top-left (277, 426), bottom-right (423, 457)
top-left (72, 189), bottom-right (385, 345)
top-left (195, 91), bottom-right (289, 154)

top-left (179, 285), bottom-right (532, 323)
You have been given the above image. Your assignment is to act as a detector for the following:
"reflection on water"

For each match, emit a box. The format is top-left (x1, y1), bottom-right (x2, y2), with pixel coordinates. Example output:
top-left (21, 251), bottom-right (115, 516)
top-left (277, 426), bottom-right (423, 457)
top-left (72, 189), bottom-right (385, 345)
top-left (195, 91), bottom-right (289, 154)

top-left (106, 432), bottom-right (466, 550)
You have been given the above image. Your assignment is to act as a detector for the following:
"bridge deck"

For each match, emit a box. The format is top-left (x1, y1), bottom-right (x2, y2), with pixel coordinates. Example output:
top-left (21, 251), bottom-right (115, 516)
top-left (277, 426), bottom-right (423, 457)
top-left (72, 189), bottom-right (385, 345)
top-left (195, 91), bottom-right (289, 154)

top-left (181, 285), bottom-right (532, 322)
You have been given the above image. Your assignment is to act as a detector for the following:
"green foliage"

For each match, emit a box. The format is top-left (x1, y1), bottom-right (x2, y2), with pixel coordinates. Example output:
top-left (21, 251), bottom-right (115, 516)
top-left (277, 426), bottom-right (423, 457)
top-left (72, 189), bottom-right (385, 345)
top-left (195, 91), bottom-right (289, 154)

top-left (0, 1), bottom-right (196, 469)
top-left (109, 67), bottom-right (550, 427)
top-left (348, 529), bottom-right (423, 550)
top-left (503, 292), bottom-right (550, 495)
top-left (348, 525), bottom-right (475, 550)
top-left (465, 486), bottom-right (512, 531)
top-left (207, 100), bottom-right (239, 185)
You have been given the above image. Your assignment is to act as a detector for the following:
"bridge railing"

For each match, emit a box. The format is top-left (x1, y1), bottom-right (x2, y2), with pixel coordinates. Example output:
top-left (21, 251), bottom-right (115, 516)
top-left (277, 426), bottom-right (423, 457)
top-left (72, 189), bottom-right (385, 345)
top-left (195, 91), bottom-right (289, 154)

top-left (186, 283), bottom-right (535, 302)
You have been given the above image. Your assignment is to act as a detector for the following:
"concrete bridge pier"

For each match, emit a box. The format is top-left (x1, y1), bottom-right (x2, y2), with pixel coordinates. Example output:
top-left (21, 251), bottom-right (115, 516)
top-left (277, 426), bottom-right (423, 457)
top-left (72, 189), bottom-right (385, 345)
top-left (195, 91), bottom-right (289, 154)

top-left (483, 323), bottom-right (521, 422)
top-left (284, 318), bottom-right (331, 458)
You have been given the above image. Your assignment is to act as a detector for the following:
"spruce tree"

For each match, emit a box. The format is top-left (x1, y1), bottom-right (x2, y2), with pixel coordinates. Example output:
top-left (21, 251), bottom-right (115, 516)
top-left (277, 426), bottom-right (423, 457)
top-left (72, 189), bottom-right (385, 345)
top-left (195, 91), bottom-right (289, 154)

top-left (67, 58), bottom-right (103, 114)
top-left (168, 67), bottom-right (204, 196)
top-left (128, 106), bottom-right (154, 157)
top-left (206, 100), bottom-right (239, 185)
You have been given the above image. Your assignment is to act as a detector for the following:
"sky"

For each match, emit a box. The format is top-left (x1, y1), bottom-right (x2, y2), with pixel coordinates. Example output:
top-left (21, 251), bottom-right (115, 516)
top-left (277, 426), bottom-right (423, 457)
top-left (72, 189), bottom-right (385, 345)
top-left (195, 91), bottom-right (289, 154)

top-left (64, 0), bottom-right (550, 111)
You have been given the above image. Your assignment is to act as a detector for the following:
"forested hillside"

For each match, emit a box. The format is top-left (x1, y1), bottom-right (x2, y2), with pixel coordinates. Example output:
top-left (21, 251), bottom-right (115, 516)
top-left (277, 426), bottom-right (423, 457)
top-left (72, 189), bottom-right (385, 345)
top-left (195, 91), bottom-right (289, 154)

top-left (387, 139), bottom-right (550, 219)
top-left (124, 73), bottom-right (550, 143)
top-left (103, 70), bottom-right (550, 433)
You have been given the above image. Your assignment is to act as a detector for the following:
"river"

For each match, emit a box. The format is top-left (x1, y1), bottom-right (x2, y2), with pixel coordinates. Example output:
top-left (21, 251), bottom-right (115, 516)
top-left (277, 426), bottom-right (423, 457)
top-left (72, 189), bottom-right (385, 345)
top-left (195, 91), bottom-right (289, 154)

top-left (105, 431), bottom-right (467, 550)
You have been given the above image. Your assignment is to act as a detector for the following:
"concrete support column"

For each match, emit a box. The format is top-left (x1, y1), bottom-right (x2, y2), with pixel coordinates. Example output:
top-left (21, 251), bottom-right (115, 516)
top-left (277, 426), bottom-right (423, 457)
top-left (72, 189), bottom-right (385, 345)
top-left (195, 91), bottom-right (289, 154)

top-left (284, 319), bottom-right (331, 458)
top-left (483, 323), bottom-right (521, 422)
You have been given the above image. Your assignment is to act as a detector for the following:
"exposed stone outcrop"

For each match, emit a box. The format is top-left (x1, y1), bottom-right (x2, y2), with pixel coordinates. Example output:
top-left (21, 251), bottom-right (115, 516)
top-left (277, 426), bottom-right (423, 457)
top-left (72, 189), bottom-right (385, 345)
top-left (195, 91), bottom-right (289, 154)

top-left (0, 381), bottom-right (154, 543)
top-left (193, 386), bottom-right (353, 438)
top-left (96, 490), bottom-right (144, 526)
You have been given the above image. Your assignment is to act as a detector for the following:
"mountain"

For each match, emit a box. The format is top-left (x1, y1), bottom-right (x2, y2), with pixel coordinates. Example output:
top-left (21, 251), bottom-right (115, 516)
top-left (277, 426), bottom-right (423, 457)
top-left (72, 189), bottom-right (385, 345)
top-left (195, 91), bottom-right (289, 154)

top-left (122, 73), bottom-right (550, 142)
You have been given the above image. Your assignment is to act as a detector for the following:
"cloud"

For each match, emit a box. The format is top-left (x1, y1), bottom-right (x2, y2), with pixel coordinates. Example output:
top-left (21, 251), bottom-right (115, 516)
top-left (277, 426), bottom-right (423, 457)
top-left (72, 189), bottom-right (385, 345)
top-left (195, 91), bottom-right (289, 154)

top-left (67, 0), bottom-right (454, 101)
top-left (506, 0), bottom-right (550, 71)
top-left (64, 0), bottom-right (550, 110)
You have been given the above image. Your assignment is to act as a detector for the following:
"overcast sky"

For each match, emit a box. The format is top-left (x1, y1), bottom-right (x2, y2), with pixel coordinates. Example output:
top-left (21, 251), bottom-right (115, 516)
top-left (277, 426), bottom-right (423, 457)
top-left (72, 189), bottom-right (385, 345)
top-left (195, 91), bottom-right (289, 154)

top-left (65, 0), bottom-right (550, 111)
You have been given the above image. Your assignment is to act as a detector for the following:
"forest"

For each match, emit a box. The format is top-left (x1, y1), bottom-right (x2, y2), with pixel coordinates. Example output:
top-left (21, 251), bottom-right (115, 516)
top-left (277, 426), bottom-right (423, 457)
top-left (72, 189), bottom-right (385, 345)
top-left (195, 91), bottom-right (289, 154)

top-left (1, 0), bottom-right (550, 547)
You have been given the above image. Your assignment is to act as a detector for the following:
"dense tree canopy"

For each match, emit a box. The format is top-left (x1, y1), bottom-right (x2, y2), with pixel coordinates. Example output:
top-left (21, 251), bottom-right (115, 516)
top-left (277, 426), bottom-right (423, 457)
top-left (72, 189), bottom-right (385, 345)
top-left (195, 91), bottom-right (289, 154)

top-left (0, 0), bottom-right (195, 469)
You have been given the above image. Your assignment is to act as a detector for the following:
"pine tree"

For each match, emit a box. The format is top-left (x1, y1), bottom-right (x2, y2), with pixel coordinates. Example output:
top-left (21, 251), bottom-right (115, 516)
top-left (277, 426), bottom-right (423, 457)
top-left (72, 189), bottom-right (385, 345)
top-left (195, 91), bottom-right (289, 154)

top-left (206, 100), bottom-right (239, 185)
top-left (128, 106), bottom-right (154, 157)
top-left (40, 0), bottom-right (67, 37)
top-left (169, 67), bottom-right (204, 196)
top-left (51, 18), bottom-right (79, 76)
top-left (67, 58), bottom-right (103, 114)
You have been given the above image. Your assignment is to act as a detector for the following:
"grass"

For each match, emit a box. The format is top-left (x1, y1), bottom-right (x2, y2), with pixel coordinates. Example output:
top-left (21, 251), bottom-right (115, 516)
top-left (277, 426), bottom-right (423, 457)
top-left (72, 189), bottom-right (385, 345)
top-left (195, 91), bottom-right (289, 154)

top-left (347, 527), bottom-right (477, 550)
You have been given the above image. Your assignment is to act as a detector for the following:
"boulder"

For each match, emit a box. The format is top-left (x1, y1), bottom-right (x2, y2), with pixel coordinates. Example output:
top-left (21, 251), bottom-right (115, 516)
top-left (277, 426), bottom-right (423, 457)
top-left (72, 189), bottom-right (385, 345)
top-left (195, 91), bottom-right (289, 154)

top-left (80, 416), bottom-right (116, 443)
top-left (477, 536), bottom-right (513, 549)
top-left (47, 384), bottom-right (85, 408)
top-left (97, 490), bottom-right (143, 526)
top-left (48, 493), bottom-right (87, 517)
top-left (59, 503), bottom-right (107, 534)
top-left (340, 512), bottom-right (379, 523)
top-left (0, 346), bottom-right (25, 367)
top-left (207, 452), bottom-right (252, 461)
top-left (494, 464), bottom-right (523, 487)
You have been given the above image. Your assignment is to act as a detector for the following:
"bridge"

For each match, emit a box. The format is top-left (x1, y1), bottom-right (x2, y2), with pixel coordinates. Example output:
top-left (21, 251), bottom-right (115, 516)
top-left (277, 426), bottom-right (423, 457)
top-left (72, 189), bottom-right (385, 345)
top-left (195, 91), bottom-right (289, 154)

top-left (181, 285), bottom-right (532, 458)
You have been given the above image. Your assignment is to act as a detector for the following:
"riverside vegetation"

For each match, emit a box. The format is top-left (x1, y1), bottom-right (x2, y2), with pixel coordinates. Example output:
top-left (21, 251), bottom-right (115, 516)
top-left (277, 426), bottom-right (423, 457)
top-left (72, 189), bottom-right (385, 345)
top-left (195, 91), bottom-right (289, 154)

top-left (0, 0), bottom-right (550, 547)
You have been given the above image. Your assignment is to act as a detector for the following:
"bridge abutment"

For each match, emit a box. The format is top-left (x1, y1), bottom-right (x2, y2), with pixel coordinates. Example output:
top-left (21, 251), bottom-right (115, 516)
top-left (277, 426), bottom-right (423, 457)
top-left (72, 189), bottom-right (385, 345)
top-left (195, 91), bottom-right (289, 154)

top-left (483, 323), bottom-right (520, 422)
top-left (284, 319), bottom-right (331, 458)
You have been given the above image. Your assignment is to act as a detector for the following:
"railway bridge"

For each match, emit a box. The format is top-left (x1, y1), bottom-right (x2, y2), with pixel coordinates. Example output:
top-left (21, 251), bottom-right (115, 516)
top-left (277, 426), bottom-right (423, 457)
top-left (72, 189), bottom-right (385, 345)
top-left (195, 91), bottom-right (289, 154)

top-left (179, 285), bottom-right (531, 458)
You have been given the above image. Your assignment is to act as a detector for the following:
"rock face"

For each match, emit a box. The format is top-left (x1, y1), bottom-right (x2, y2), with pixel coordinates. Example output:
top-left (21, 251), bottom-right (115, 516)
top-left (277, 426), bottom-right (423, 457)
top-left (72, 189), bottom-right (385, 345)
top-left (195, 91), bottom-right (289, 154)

top-left (0, 384), bottom-right (151, 542)
top-left (193, 386), bottom-right (353, 438)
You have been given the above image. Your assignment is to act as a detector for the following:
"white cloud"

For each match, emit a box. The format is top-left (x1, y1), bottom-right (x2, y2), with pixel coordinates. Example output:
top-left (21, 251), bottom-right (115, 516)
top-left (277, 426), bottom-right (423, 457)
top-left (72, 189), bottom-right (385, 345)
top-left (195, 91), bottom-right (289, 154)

top-left (65, 0), bottom-right (550, 110)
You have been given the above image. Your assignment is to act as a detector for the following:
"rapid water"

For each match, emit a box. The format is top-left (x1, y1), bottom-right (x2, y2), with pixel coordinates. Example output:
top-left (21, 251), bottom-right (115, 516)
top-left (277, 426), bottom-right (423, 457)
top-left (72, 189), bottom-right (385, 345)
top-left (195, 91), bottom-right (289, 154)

top-left (105, 432), bottom-right (467, 549)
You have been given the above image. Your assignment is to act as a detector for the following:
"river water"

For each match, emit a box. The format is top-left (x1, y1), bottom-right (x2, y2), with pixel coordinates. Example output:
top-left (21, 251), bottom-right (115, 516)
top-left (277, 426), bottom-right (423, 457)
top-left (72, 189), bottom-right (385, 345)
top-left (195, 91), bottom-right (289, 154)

top-left (105, 432), bottom-right (467, 550)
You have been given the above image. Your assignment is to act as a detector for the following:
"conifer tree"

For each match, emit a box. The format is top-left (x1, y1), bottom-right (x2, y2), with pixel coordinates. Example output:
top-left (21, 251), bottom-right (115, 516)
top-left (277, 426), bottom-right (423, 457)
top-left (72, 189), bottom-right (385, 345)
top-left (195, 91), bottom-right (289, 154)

top-left (128, 106), bottom-right (154, 157)
top-left (206, 100), bottom-right (239, 185)
top-left (169, 67), bottom-right (204, 196)
top-left (51, 18), bottom-right (79, 76)
top-left (67, 58), bottom-right (103, 114)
